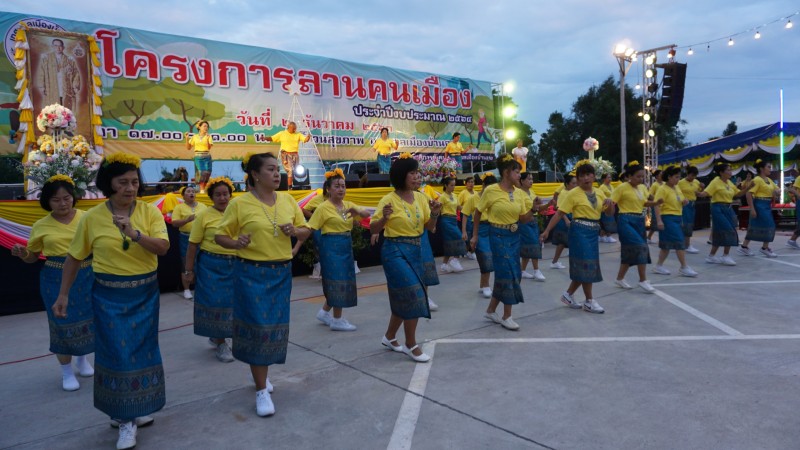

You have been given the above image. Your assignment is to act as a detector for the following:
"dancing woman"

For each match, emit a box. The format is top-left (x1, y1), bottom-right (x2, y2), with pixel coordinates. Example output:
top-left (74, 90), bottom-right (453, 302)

top-left (53, 153), bottom-right (169, 449)
top-left (462, 173), bottom-right (496, 298)
top-left (370, 153), bottom-right (442, 362)
top-left (677, 165), bottom-right (704, 253)
top-left (264, 121), bottom-right (312, 189)
top-left (549, 173), bottom-right (577, 269)
top-left (183, 177), bottom-right (237, 363)
top-left (458, 175), bottom-right (478, 260)
top-left (301, 191), bottom-right (326, 279)
top-left (417, 180), bottom-right (441, 311)
top-left (373, 127), bottom-right (399, 174)
top-left (646, 169), bottom-right (664, 243)
top-left (185, 120), bottom-right (213, 193)
top-left (215, 152), bottom-right (311, 417)
top-left (305, 169), bottom-right (370, 331)
top-left (171, 185), bottom-right (206, 299)
top-left (518, 172), bottom-right (546, 281)
top-left (541, 160), bottom-right (614, 314)
top-left (739, 159), bottom-right (780, 258)
top-left (471, 155), bottom-right (536, 330)
top-left (438, 176), bottom-right (467, 273)
top-left (11, 176), bottom-right (95, 392)
top-left (701, 163), bottom-right (750, 266)
top-left (598, 173), bottom-right (618, 243)
top-left (653, 166), bottom-right (698, 277)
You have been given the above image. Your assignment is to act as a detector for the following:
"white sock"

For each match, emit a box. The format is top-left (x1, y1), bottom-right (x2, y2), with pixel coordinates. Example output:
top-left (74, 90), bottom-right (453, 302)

top-left (75, 355), bottom-right (94, 376)
top-left (61, 363), bottom-right (75, 378)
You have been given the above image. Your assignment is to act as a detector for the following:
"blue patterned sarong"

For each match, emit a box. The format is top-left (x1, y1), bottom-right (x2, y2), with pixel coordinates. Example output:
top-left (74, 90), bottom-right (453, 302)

top-left (600, 212), bottom-right (618, 234)
top-left (745, 198), bottom-right (775, 243)
top-left (381, 237), bottom-right (430, 320)
top-left (92, 271), bottom-right (164, 421)
top-left (178, 232), bottom-right (198, 271)
top-left (440, 215), bottom-right (466, 257)
top-left (232, 259), bottom-right (291, 366)
top-left (194, 250), bottom-right (235, 338)
top-left (377, 154), bottom-right (391, 174)
top-left (618, 213), bottom-right (651, 265)
top-left (568, 220), bottom-right (602, 283)
top-left (320, 232), bottom-right (357, 308)
top-left (490, 226), bottom-right (523, 305)
top-left (551, 214), bottom-right (569, 247)
top-left (40, 257), bottom-right (94, 355)
top-left (475, 221), bottom-right (494, 273)
top-left (194, 154), bottom-right (212, 173)
top-left (659, 215), bottom-right (686, 250)
top-left (711, 203), bottom-right (739, 247)
top-left (682, 201), bottom-right (696, 237)
top-left (420, 230), bottom-right (439, 286)
top-left (519, 219), bottom-right (542, 260)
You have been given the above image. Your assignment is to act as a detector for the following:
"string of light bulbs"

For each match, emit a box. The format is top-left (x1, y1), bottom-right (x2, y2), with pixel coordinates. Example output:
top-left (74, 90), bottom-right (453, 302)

top-left (679, 11), bottom-right (798, 55)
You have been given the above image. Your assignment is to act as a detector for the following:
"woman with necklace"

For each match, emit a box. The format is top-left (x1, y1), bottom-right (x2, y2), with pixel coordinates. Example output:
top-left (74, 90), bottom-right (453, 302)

top-left (653, 166), bottom-right (698, 277)
top-left (462, 173), bottom-right (496, 298)
top-left (417, 177), bottom-right (441, 311)
top-left (542, 160), bottom-right (614, 314)
top-left (172, 185), bottom-right (207, 299)
top-left (216, 152), bottom-right (310, 417)
top-left (303, 169), bottom-right (370, 331)
top-left (373, 127), bottom-right (399, 174)
top-left (11, 175), bottom-right (95, 392)
top-left (185, 120), bottom-right (213, 193)
top-left (183, 177), bottom-right (237, 363)
top-left (458, 176), bottom-right (478, 260)
top-left (371, 153), bottom-right (442, 362)
top-left (548, 173), bottom-right (577, 270)
top-left (438, 176), bottom-right (467, 273)
top-left (517, 172), bottom-right (546, 281)
top-left (610, 161), bottom-right (660, 294)
top-left (471, 155), bottom-right (537, 330)
top-left (739, 159), bottom-right (780, 258)
top-left (53, 153), bottom-right (169, 450)
top-left (701, 163), bottom-right (750, 265)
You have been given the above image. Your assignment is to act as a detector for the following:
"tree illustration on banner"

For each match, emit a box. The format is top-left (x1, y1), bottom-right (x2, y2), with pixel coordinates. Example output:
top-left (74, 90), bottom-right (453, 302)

top-left (414, 106), bottom-right (446, 139)
top-left (162, 79), bottom-right (226, 133)
top-left (103, 78), bottom-right (165, 130)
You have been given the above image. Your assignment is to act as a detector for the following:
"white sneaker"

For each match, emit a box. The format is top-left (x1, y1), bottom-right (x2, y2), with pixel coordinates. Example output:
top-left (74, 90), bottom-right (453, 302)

top-left (481, 287), bottom-right (492, 298)
top-left (62, 373), bottom-right (80, 391)
top-left (647, 239), bottom-right (656, 245)
top-left (737, 246), bottom-right (755, 256)
top-left (183, 289), bottom-right (193, 299)
top-left (428, 298), bottom-right (439, 311)
top-left (787, 240), bottom-right (800, 249)
top-left (560, 291), bottom-right (582, 309)
top-left (721, 256), bottom-right (737, 266)
top-left (329, 317), bottom-right (357, 331)
top-left (466, 252), bottom-right (477, 260)
top-left (316, 309), bottom-right (332, 326)
top-left (550, 261), bottom-right (566, 269)
top-left (599, 236), bottom-right (608, 243)
top-left (760, 247), bottom-right (777, 258)
top-left (500, 316), bottom-right (520, 330)
top-left (686, 245), bottom-right (699, 254)
top-left (615, 279), bottom-right (633, 289)
top-left (638, 280), bottom-right (656, 294)
top-left (116, 422), bottom-right (137, 450)
top-left (256, 388), bottom-right (275, 417)
top-left (533, 269), bottom-right (546, 281)
top-left (309, 263), bottom-right (321, 279)
top-left (521, 270), bottom-right (534, 279)
top-left (75, 358), bottom-right (94, 377)
top-left (353, 261), bottom-right (361, 274)
top-left (679, 266), bottom-right (698, 277)
top-left (449, 259), bottom-right (464, 272)
top-left (215, 342), bottom-right (235, 363)
top-left (440, 263), bottom-right (453, 274)
top-left (484, 312), bottom-right (501, 324)
top-left (652, 265), bottom-right (671, 275)
top-left (267, 377), bottom-right (274, 393)
top-left (705, 255), bottom-right (721, 264)
top-left (583, 299), bottom-right (605, 314)
top-left (606, 236), bottom-right (617, 243)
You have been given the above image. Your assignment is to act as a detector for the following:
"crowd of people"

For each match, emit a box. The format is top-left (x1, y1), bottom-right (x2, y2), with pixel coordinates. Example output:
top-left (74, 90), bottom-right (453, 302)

top-left (12, 147), bottom-right (799, 449)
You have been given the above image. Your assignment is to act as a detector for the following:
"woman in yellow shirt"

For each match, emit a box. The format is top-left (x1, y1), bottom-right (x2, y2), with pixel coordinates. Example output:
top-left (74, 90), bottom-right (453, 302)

top-left (471, 155), bottom-right (536, 330)
top-left (185, 120), bottom-right (213, 193)
top-left (597, 173), bottom-right (618, 243)
top-left (458, 176), bottom-right (478, 260)
top-left (301, 192), bottom-right (326, 279)
top-left (444, 132), bottom-right (465, 173)
top-left (646, 169), bottom-right (664, 243)
top-left (549, 174), bottom-right (577, 269)
top-left (371, 154), bottom-right (442, 362)
top-left (11, 176), bottom-right (95, 392)
top-left (183, 177), bottom-right (237, 363)
top-left (788, 177), bottom-right (800, 249)
top-left (701, 163), bottom-right (749, 265)
top-left (677, 165), bottom-right (704, 253)
top-left (518, 172), bottom-right (547, 281)
top-left (215, 152), bottom-right (310, 417)
top-left (171, 185), bottom-right (207, 299)
top-left (653, 166), bottom-right (697, 277)
top-left (740, 159), bottom-right (780, 257)
top-left (373, 127), bottom-right (399, 174)
top-left (542, 161), bottom-right (614, 314)
top-left (462, 173), bottom-right (496, 297)
top-left (438, 176), bottom-right (467, 273)
top-left (53, 153), bottom-right (170, 449)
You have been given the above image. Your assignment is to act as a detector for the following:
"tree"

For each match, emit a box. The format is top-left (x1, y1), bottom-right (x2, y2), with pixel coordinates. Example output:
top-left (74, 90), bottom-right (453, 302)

top-left (414, 106), bottom-right (446, 139)
top-left (538, 112), bottom-right (581, 172)
top-left (103, 78), bottom-right (165, 129)
top-left (161, 79), bottom-right (227, 132)
top-left (723, 121), bottom-right (738, 137)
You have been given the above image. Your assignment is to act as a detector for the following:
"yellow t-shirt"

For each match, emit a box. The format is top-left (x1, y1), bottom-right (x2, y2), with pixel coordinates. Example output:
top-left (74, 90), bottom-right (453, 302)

top-left (304, 194), bottom-right (325, 213)
top-left (440, 192), bottom-right (459, 215)
top-left (461, 194), bottom-right (488, 222)
top-left (599, 183), bottom-right (613, 197)
top-left (554, 184), bottom-right (566, 196)
top-left (69, 200), bottom-right (169, 275)
top-left (476, 184), bottom-right (528, 225)
top-left (558, 187), bottom-right (607, 220)
top-left (611, 182), bottom-right (648, 214)
top-left (373, 191), bottom-right (431, 237)
top-left (445, 142), bottom-right (463, 156)
top-left (190, 134), bottom-right (212, 153)
top-left (794, 178), bottom-right (800, 189)
top-left (654, 184), bottom-right (684, 216)
top-left (271, 130), bottom-right (306, 153)
top-left (704, 177), bottom-right (739, 203)
top-left (172, 201), bottom-right (207, 233)
top-left (188, 207), bottom-right (237, 255)
top-left (217, 192), bottom-right (306, 261)
top-left (678, 178), bottom-right (702, 201)
top-left (373, 138), bottom-right (397, 156)
top-left (419, 185), bottom-right (440, 201)
top-left (749, 176), bottom-right (778, 198)
top-left (521, 189), bottom-right (536, 211)
top-left (648, 182), bottom-right (663, 199)
top-left (307, 200), bottom-right (360, 234)
top-left (458, 189), bottom-right (477, 208)
top-left (28, 210), bottom-right (85, 257)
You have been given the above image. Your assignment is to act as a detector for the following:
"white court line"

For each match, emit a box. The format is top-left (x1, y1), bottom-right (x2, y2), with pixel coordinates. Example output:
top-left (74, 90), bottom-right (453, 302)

top-left (762, 258), bottom-right (800, 269)
top-left (435, 334), bottom-right (800, 344)
top-left (653, 289), bottom-right (743, 336)
top-left (387, 342), bottom-right (436, 450)
top-left (651, 280), bottom-right (800, 287)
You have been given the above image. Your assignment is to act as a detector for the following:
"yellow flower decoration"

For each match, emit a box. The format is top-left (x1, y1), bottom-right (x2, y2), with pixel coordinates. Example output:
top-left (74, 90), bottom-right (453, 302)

top-left (568, 170), bottom-right (576, 176)
top-left (480, 172), bottom-right (495, 181)
top-left (755, 158), bottom-right (763, 164)
top-left (628, 160), bottom-right (640, 166)
top-left (46, 174), bottom-right (75, 186)
top-left (574, 159), bottom-right (594, 169)
top-left (206, 176), bottom-right (235, 193)
top-left (499, 154), bottom-right (514, 163)
top-left (325, 168), bottom-right (345, 179)
top-left (398, 152), bottom-right (413, 159)
top-left (104, 152), bottom-right (142, 168)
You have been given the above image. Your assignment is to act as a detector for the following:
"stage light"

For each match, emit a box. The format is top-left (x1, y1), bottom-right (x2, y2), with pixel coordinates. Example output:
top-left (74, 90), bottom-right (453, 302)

top-left (687, 48), bottom-right (694, 55)
top-left (754, 31), bottom-right (761, 39)
top-left (503, 105), bottom-right (517, 118)
top-left (504, 129), bottom-right (518, 140)
top-left (645, 55), bottom-right (656, 65)
top-left (638, 112), bottom-right (644, 117)
top-left (635, 83), bottom-right (641, 90)
top-left (647, 83), bottom-right (659, 93)
top-left (645, 68), bottom-right (655, 78)
top-left (667, 48), bottom-right (676, 58)
top-left (624, 48), bottom-right (635, 57)
top-left (648, 129), bottom-right (656, 137)
top-left (504, 82), bottom-right (515, 94)
top-left (646, 98), bottom-right (658, 107)
top-left (295, 164), bottom-right (307, 177)
top-left (643, 113), bottom-right (652, 122)
top-left (614, 43), bottom-right (627, 55)
top-left (787, 20), bottom-right (793, 29)
top-left (640, 139), bottom-right (645, 144)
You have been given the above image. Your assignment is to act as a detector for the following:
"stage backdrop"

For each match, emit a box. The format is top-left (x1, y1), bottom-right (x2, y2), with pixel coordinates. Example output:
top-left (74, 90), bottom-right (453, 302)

top-left (0, 12), bottom-right (497, 164)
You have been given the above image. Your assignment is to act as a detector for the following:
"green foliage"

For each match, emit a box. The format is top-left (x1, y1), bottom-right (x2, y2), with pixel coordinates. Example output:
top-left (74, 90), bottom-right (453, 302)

top-left (161, 79), bottom-right (228, 132)
top-left (723, 121), bottom-right (738, 137)
top-left (103, 78), bottom-right (165, 129)
top-left (414, 107), bottom-right (446, 139)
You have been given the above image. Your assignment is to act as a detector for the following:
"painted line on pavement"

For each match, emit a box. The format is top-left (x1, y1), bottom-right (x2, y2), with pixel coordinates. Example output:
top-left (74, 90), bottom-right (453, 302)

top-left (762, 258), bottom-right (800, 269)
top-left (434, 334), bottom-right (800, 344)
top-left (653, 289), bottom-right (743, 335)
top-left (388, 342), bottom-right (436, 450)
top-left (650, 279), bottom-right (800, 287)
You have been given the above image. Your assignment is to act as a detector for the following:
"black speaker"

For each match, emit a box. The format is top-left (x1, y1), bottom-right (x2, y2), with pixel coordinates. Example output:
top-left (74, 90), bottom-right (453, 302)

top-left (279, 173), bottom-right (288, 190)
top-left (363, 173), bottom-right (391, 188)
top-left (344, 173), bottom-right (361, 188)
top-left (656, 62), bottom-right (687, 126)
top-left (0, 184), bottom-right (25, 200)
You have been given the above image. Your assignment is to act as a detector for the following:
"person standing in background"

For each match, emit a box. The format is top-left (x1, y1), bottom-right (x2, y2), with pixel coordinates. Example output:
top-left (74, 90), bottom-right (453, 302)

top-left (265, 122), bottom-right (312, 189)
top-left (512, 140), bottom-right (528, 173)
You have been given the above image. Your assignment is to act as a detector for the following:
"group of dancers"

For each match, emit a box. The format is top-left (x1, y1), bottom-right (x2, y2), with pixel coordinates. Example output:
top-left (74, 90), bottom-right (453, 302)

top-left (11, 146), bottom-right (799, 449)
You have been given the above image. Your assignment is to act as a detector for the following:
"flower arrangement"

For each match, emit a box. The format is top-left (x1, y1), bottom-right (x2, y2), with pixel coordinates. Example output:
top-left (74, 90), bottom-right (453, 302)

top-left (583, 137), bottom-right (599, 152)
top-left (325, 168), bottom-right (345, 179)
top-left (398, 152), bottom-right (413, 159)
top-left (593, 157), bottom-right (616, 177)
top-left (206, 176), bottom-right (235, 193)
top-left (23, 134), bottom-right (103, 197)
top-left (415, 155), bottom-right (459, 184)
top-left (36, 104), bottom-right (77, 132)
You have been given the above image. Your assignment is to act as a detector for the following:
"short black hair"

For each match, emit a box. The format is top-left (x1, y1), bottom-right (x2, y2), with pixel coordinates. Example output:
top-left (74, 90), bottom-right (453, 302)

top-left (686, 165), bottom-right (699, 176)
top-left (245, 152), bottom-right (278, 187)
top-left (39, 180), bottom-right (77, 211)
top-left (207, 180), bottom-right (232, 197)
top-left (389, 157), bottom-right (419, 190)
top-left (497, 157), bottom-right (521, 179)
top-left (563, 173), bottom-right (575, 186)
top-left (663, 166), bottom-right (681, 179)
top-left (624, 162), bottom-right (644, 178)
top-left (452, 132), bottom-right (461, 138)
top-left (482, 174), bottom-right (498, 188)
top-left (441, 176), bottom-right (455, 188)
top-left (753, 159), bottom-right (769, 172)
top-left (576, 163), bottom-right (596, 177)
top-left (380, 127), bottom-right (389, 134)
top-left (197, 120), bottom-right (209, 129)
top-left (714, 163), bottom-right (730, 176)
top-left (652, 169), bottom-right (662, 178)
top-left (519, 172), bottom-right (532, 181)
top-left (95, 163), bottom-right (145, 197)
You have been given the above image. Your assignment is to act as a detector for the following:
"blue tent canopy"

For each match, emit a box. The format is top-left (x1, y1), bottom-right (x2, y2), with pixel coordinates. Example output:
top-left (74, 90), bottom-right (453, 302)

top-left (659, 122), bottom-right (800, 165)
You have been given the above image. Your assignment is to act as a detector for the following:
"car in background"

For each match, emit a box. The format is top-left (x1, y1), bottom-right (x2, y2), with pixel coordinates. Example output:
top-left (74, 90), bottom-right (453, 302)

top-left (328, 161), bottom-right (379, 178)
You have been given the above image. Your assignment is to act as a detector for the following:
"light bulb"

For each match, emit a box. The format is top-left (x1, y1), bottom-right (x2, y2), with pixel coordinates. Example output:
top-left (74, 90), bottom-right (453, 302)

top-left (728, 38), bottom-right (734, 46)
top-left (688, 48), bottom-right (694, 55)
top-left (635, 83), bottom-right (641, 90)
top-left (754, 31), bottom-right (761, 39)
top-left (787, 20), bottom-right (793, 29)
